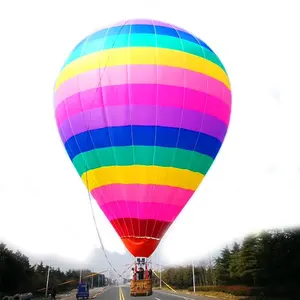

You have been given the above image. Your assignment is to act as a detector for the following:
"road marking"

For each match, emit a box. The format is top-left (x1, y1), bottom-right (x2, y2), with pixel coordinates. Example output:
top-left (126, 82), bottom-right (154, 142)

top-left (90, 287), bottom-right (107, 299)
top-left (155, 290), bottom-right (194, 300)
top-left (155, 298), bottom-right (161, 300)
top-left (119, 287), bottom-right (125, 300)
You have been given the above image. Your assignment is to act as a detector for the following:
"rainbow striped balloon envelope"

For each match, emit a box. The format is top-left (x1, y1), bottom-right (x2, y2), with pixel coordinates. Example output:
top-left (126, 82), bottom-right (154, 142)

top-left (54, 19), bottom-right (231, 258)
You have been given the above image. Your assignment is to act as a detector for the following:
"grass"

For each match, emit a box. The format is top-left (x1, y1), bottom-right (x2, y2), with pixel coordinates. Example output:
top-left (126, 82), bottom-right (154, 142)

top-left (153, 287), bottom-right (241, 300)
top-left (194, 291), bottom-right (241, 299)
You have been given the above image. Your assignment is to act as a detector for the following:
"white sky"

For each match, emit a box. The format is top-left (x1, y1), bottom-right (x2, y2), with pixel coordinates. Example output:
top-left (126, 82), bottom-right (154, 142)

top-left (0, 0), bottom-right (296, 267)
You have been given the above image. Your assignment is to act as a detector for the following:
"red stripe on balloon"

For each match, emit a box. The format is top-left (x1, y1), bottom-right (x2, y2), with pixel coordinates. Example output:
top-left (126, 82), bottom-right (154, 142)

top-left (110, 218), bottom-right (171, 240)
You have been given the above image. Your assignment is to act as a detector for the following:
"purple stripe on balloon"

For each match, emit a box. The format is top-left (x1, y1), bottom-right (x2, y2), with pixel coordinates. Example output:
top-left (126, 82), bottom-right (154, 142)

top-left (58, 105), bottom-right (228, 143)
top-left (112, 19), bottom-right (188, 32)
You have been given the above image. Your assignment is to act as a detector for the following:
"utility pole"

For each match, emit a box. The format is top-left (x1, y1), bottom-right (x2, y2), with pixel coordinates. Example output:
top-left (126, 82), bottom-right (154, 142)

top-left (98, 274), bottom-right (100, 287)
top-left (158, 250), bottom-right (162, 289)
top-left (79, 270), bottom-right (82, 283)
top-left (159, 264), bottom-right (162, 289)
top-left (91, 270), bottom-right (94, 288)
top-left (192, 260), bottom-right (196, 294)
top-left (45, 264), bottom-right (51, 298)
top-left (209, 252), bottom-right (215, 285)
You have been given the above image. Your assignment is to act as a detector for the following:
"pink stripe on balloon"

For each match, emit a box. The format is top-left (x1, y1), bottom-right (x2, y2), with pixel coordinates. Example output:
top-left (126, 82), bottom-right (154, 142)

top-left (54, 65), bottom-right (231, 108)
top-left (91, 184), bottom-right (194, 206)
top-left (98, 201), bottom-right (183, 222)
top-left (55, 84), bottom-right (230, 128)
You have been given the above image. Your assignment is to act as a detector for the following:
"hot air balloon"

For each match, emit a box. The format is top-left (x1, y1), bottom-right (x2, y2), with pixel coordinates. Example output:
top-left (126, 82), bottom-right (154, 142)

top-left (54, 19), bottom-right (231, 260)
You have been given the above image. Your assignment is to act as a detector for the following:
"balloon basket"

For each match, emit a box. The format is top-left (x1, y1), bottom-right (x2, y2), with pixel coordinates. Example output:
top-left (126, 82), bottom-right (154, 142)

top-left (130, 258), bottom-right (152, 296)
top-left (130, 279), bottom-right (152, 297)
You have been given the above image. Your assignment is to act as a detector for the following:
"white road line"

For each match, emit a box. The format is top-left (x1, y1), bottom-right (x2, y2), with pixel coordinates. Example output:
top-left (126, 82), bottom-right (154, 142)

top-left (155, 290), bottom-right (194, 300)
top-left (155, 298), bottom-right (161, 300)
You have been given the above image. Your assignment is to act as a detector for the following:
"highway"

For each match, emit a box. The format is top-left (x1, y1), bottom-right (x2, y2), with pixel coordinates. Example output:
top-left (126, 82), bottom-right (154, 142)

top-left (93, 286), bottom-right (220, 300)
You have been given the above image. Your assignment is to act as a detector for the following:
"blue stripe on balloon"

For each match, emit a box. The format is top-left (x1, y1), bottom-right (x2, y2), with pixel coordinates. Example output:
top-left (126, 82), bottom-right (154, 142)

top-left (64, 125), bottom-right (221, 161)
top-left (71, 24), bottom-right (213, 55)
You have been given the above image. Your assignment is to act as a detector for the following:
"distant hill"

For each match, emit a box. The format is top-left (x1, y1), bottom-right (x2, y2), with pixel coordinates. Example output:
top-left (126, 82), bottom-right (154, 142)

top-left (28, 247), bottom-right (133, 275)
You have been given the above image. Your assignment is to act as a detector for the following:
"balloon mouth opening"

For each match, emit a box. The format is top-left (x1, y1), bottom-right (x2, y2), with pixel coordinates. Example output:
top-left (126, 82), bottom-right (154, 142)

top-left (121, 236), bottom-right (160, 258)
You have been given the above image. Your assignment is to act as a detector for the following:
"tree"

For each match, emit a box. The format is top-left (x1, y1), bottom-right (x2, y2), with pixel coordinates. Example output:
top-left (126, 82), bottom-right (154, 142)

top-left (229, 242), bottom-right (240, 283)
top-left (237, 234), bottom-right (260, 285)
top-left (214, 246), bottom-right (231, 285)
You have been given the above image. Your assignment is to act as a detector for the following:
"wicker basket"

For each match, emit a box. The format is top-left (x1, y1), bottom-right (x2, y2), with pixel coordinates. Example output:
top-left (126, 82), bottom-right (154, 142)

top-left (130, 279), bottom-right (152, 296)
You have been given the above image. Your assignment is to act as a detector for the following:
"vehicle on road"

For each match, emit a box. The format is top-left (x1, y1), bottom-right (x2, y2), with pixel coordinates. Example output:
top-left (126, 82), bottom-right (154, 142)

top-left (76, 283), bottom-right (89, 300)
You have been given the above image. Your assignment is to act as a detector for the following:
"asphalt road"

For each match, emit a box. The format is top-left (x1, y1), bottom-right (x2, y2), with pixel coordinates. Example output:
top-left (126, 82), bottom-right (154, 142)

top-left (94, 286), bottom-right (220, 300)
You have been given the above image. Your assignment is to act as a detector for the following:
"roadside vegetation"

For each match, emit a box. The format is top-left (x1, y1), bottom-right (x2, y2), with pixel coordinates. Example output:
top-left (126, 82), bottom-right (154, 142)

top-left (152, 228), bottom-right (300, 299)
top-left (0, 244), bottom-right (106, 299)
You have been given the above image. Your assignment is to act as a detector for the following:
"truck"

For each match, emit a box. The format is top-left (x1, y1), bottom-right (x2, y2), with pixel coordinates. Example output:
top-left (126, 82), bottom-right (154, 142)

top-left (76, 283), bottom-right (89, 300)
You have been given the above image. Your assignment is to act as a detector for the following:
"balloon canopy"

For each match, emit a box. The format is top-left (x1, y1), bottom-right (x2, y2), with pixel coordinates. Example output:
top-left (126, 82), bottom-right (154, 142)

top-left (53, 19), bottom-right (231, 258)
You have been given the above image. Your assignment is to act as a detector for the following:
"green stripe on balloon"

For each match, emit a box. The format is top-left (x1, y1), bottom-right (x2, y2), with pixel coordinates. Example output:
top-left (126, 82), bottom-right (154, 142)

top-left (73, 146), bottom-right (214, 176)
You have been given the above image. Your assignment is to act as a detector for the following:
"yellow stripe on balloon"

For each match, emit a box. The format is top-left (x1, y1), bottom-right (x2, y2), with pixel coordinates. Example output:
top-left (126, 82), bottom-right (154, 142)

top-left (81, 165), bottom-right (204, 192)
top-left (55, 47), bottom-right (230, 91)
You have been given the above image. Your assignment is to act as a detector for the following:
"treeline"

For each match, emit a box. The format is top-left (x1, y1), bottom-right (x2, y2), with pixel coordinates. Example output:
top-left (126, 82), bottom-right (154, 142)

top-left (152, 261), bottom-right (215, 289)
top-left (0, 243), bottom-right (106, 298)
top-left (153, 229), bottom-right (300, 298)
